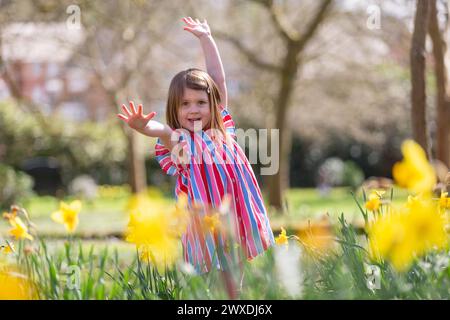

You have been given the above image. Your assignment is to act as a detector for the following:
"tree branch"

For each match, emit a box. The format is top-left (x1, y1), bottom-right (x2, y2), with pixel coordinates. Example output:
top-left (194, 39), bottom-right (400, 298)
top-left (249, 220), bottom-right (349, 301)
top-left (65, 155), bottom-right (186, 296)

top-left (294, 0), bottom-right (334, 52)
top-left (249, 0), bottom-right (296, 42)
top-left (214, 30), bottom-right (281, 73)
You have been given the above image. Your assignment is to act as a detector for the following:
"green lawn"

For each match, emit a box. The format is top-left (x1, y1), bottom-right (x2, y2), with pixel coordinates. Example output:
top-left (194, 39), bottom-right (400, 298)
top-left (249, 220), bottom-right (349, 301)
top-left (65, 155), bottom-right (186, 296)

top-left (269, 186), bottom-right (410, 229)
top-left (1, 195), bottom-right (130, 237)
top-left (0, 187), bottom-right (411, 238)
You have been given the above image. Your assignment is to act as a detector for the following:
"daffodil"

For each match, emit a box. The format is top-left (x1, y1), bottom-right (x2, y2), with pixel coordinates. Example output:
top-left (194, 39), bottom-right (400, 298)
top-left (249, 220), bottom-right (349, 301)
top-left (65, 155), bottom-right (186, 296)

top-left (126, 207), bottom-right (180, 268)
top-left (203, 214), bottom-right (221, 233)
top-left (170, 193), bottom-right (190, 236)
top-left (126, 209), bottom-right (173, 244)
top-left (2, 212), bottom-right (12, 220)
top-left (139, 241), bottom-right (180, 268)
top-left (406, 196), bottom-right (448, 252)
top-left (298, 220), bottom-right (334, 254)
top-left (0, 242), bottom-right (15, 254)
top-left (126, 192), bottom-right (155, 212)
top-left (368, 195), bottom-right (448, 272)
top-left (365, 192), bottom-right (382, 211)
top-left (0, 266), bottom-right (35, 299)
top-left (439, 191), bottom-right (450, 209)
top-left (275, 227), bottom-right (288, 246)
top-left (8, 217), bottom-right (33, 241)
top-left (51, 200), bottom-right (82, 233)
top-left (2, 206), bottom-right (19, 221)
top-left (392, 140), bottom-right (436, 194)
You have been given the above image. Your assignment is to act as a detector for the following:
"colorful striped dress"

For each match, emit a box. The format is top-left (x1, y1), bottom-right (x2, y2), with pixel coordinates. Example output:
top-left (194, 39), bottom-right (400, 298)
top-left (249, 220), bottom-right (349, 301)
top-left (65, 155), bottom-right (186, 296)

top-left (155, 105), bottom-right (274, 273)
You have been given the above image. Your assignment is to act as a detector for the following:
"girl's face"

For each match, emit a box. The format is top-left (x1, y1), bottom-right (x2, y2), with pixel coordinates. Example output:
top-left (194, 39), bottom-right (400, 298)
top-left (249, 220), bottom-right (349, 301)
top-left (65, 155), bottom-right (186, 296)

top-left (178, 87), bottom-right (211, 132)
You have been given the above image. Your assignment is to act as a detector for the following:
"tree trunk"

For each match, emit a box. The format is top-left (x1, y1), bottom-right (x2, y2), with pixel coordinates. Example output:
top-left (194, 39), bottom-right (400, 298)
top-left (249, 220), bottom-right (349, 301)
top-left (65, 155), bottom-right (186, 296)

top-left (127, 130), bottom-right (147, 193)
top-left (428, 0), bottom-right (450, 167)
top-left (268, 49), bottom-right (299, 210)
top-left (410, 0), bottom-right (430, 156)
top-left (429, 0), bottom-right (450, 167)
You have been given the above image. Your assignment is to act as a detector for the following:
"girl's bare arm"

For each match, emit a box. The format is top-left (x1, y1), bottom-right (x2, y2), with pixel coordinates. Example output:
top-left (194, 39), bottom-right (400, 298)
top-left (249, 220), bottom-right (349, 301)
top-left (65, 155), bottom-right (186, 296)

top-left (117, 101), bottom-right (176, 151)
top-left (182, 17), bottom-right (228, 108)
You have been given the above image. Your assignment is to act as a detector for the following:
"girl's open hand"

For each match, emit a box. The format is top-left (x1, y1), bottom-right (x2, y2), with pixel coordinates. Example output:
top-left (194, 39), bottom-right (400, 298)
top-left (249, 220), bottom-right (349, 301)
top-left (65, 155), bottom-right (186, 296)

top-left (182, 17), bottom-right (211, 38)
top-left (117, 101), bottom-right (156, 134)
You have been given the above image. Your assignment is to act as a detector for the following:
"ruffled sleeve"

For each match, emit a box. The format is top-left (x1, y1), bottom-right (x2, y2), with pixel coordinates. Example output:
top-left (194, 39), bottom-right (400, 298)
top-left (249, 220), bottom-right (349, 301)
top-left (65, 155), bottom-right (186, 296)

top-left (155, 130), bottom-right (191, 177)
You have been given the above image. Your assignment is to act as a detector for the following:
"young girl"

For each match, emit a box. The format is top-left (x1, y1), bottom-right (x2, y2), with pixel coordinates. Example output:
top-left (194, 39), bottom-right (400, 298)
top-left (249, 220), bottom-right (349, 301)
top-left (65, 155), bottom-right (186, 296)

top-left (117, 17), bottom-right (274, 277)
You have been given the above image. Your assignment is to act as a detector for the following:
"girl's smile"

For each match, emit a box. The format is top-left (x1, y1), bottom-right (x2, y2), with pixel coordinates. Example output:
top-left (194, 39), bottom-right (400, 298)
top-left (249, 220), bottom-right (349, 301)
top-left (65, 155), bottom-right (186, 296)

top-left (179, 88), bottom-right (212, 132)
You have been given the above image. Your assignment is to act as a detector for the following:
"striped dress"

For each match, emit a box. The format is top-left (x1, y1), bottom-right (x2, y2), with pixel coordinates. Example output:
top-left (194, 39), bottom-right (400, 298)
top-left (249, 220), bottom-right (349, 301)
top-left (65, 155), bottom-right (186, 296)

top-left (155, 105), bottom-right (274, 273)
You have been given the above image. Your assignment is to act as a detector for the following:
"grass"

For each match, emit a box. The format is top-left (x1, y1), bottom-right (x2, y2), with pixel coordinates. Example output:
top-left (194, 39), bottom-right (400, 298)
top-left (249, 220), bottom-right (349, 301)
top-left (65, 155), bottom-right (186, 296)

top-left (6, 212), bottom-right (448, 300)
top-left (1, 186), bottom-right (448, 300)
top-left (269, 186), bottom-right (410, 230)
top-left (0, 186), bottom-right (411, 237)
top-left (1, 195), bottom-right (130, 237)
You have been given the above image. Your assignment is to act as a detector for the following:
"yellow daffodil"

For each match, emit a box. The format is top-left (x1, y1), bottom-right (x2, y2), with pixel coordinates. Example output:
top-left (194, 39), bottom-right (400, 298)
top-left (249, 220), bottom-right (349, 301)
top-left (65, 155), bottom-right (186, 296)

top-left (2, 212), bottom-right (11, 220)
top-left (8, 217), bottom-right (33, 241)
top-left (368, 196), bottom-right (448, 272)
top-left (139, 241), bottom-right (180, 268)
top-left (125, 200), bottom-right (183, 268)
top-left (439, 191), bottom-right (450, 209)
top-left (407, 193), bottom-right (422, 204)
top-left (51, 200), bottom-right (82, 233)
top-left (203, 214), bottom-right (221, 233)
top-left (392, 140), bottom-right (436, 194)
top-left (175, 193), bottom-right (188, 211)
top-left (0, 242), bottom-right (15, 254)
top-left (170, 193), bottom-right (190, 236)
top-left (2, 206), bottom-right (19, 221)
top-left (406, 197), bottom-right (448, 252)
top-left (298, 220), bottom-right (334, 254)
top-left (275, 227), bottom-right (288, 246)
top-left (368, 209), bottom-right (407, 269)
top-left (126, 209), bottom-right (173, 244)
top-left (126, 192), bottom-right (155, 212)
top-left (0, 266), bottom-right (35, 299)
top-left (365, 192), bottom-right (382, 211)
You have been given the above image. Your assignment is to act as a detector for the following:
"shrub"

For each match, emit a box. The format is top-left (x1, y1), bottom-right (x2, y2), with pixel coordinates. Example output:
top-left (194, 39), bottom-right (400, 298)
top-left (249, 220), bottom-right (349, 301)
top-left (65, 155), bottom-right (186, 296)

top-left (0, 164), bottom-right (34, 210)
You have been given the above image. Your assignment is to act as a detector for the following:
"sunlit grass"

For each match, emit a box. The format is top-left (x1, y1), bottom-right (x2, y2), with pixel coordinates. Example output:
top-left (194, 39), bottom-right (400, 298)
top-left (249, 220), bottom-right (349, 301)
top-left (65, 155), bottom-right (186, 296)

top-left (0, 187), bottom-right (413, 237)
top-left (269, 186), bottom-right (411, 230)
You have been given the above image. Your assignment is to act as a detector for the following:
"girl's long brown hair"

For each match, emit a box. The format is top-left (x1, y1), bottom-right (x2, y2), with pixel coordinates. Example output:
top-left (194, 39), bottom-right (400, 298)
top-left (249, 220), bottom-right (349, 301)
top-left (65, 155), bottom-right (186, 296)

top-left (166, 68), bottom-right (226, 136)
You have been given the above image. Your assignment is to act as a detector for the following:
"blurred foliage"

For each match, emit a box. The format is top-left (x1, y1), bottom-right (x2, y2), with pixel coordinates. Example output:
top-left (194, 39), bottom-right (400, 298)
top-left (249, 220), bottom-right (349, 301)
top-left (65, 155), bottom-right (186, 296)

top-left (0, 0), bottom-right (437, 193)
top-left (289, 134), bottom-right (404, 188)
top-left (312, 157), bottom-right (364, 191)
top-left (342, 161), bottom-right (365, 190)
top-left (0, 164), bottom-right (35, 210)
top-left (0, 100), bottom-right (128, 188)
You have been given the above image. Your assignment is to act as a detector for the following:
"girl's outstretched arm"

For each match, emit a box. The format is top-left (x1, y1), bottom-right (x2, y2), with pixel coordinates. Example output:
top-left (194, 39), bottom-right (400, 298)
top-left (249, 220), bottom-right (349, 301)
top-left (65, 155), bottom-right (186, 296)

top-left (117, 101), bottom-right (175, 151)
top-left (182, 17), bottom-right (228, 108)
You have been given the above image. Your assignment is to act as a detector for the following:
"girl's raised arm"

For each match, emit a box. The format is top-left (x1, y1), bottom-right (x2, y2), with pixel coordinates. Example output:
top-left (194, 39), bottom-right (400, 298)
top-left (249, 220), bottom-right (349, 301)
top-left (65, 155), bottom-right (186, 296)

top-left (182, 17), bottom-right (228, 108)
